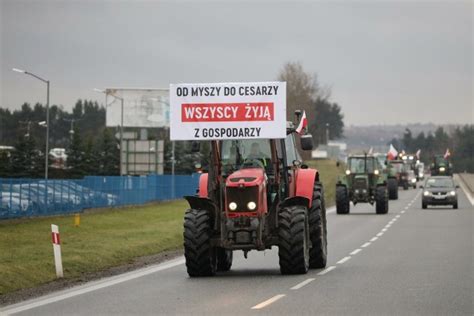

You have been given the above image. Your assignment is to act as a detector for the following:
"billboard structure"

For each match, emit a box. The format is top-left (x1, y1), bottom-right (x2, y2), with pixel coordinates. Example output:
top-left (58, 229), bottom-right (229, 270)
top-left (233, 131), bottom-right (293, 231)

top-left (102, 88), bottom-right (169, 176)
top-left (169, 82), bottom-right (286, 141)
top-left (105, 88), bottom-right (169, 128)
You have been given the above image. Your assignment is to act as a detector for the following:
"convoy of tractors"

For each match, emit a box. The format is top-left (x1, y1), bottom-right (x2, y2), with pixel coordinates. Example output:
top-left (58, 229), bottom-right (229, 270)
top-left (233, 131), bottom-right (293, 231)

top-left (177, 84), bottom-right (454, 277)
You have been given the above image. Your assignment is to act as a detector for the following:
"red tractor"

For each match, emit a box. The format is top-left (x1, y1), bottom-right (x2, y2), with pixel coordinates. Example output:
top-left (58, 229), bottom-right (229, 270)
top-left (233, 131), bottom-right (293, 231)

top-left (183, 112), bottom-right (328, 276)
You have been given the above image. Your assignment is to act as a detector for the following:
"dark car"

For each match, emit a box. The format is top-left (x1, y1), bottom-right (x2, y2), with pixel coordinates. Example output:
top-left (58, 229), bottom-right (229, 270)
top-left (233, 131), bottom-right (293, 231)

top-left (421, 176), bottom-right (459, 209)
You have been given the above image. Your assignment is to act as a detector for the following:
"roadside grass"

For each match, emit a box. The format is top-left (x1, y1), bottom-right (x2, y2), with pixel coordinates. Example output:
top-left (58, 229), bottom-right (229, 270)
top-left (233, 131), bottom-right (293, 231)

top-left (0, 161), bottom-right (342, 296)
top-left (306, 159), bottom-right (345, 206)
top-left (0, 200), bottom-right (187, 295)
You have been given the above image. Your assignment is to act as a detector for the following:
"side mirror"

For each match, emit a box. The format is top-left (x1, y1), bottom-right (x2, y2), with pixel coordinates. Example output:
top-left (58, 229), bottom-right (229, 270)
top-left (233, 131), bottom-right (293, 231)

top-left (191, 141), bottom-right (200, 153)
top-left (300, 134), bottom-right (314, 151)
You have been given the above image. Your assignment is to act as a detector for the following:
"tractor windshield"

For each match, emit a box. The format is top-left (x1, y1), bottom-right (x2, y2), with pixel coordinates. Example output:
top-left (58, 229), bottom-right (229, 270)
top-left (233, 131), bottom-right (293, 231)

top-left (221, 139), bottom-right (272, 175)
top-left (435, 156), bottom-right (447, 165)
top-left (348, 157), bottom-right (375, 173)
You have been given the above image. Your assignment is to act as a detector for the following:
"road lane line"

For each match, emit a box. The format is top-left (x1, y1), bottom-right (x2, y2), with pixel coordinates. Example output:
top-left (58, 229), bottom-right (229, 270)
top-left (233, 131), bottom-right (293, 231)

top-left (290, 278), bottom-right (315, 290)
top-left (317, 266), bottom-right (336, 275)
top-left (404, 206), bottom-right (409, 209)
top-left (396, 215), bottom-right (401, 218)
top-left (251, 294), bottom-right (286, 309)
top-left (361, 242), bottom-right (371, 248)
top-left (401, 210), bottom-right (406, 214)
top-left (337, 256), bottom-right (351, 264)
top-left (326, 206), bottom-right (336, 214)
top-left (382, 228), bottom-right (388, 232)
top-left (370, 237), bottom-right (378, 242)
top-left (376, 232), bottom-right (383, 237)
top-left (1, 257), bottom-right (185, 315)
top-left (350, 248), bottom-right (362, 255)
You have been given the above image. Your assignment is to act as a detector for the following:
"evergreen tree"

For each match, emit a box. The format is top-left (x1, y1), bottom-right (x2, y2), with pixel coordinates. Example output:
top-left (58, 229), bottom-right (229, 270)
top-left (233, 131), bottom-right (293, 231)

top-left (99, 128), bottom-right (119, 175)
top-left (10, 135), bottom-right (41, 178)
top-left (0, 151), bottom-right (12, 177)
top-left (83, 135), bottom-right (100, 175)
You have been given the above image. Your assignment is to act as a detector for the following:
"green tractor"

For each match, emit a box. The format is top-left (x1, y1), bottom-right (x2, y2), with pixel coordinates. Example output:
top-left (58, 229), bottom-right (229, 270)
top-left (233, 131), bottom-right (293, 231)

top-left (336, 154), bottom-right (389, 215)
top-left (430, 155), bottom-right (453, 176)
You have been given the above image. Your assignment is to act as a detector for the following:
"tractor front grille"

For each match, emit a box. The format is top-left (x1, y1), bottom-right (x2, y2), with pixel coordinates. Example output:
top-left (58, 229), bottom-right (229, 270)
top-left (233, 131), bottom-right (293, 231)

top-left (353, 178), bottom-right (368, 191)
top-left (226, 186), bottom-right (259, 212)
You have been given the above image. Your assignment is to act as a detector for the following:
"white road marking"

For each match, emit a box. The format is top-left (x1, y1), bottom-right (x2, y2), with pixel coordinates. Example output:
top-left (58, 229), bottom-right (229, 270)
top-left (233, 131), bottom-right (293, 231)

top-left (350, 248), bottom-right (362, 255)
top-left (290, 278), bottom-right (315, 290)
top-left (361, 242), bottom-right (371, 248)
top-left (370, 237), bottom-right (378, 242)
top-left (376, 232), bottom-right (383, 237)
top-left (337, 256), bottom-right (351, 264)
top-left (317, 266), bottom-right (336, 275)
top-left (385, 224), bottom-right (391, 228)
top-left (396, 215), bottom-right (401, 218)
top-left (326, 206), bottom-right (336, 214)
top-left (1, 257), bottom-right (185, 315)
top-left (404, 206), bottom-right (409, 209)
top-left (251, 294), bottom-right (286, 309)
top-left (382, 228), bottom-right (388, 232)
top-left (401, 210), bottom-right (406, 214)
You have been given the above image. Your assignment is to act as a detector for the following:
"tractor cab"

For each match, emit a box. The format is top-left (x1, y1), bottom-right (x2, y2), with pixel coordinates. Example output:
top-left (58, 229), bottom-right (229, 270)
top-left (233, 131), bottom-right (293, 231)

top-left (430, 155), bottom-right (453, 176)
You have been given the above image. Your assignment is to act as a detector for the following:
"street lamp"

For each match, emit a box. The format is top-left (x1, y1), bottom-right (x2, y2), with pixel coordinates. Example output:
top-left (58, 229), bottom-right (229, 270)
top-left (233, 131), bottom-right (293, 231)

top-left (94, 88), bottom-right (124, 176)
top-left (13, 67), bottom-right (50, 180)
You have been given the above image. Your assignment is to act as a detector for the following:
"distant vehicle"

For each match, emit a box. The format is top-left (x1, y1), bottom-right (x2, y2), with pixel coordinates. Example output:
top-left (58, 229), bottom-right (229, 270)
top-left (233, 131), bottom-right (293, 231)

top-left (421, 176), bottom-right (458, 209)
top-left (430, 155), bottom-right (453, 176)
top-left (375, 153), bottom-right (399, 200)
top-left (407, 170), bottom-right (417, 189)
top-left (416, 162), bottom-right (425, 181)
top-left (387, 159), bottom-right (410, 190)
top-left (336, 154), bottom-right (389, 214)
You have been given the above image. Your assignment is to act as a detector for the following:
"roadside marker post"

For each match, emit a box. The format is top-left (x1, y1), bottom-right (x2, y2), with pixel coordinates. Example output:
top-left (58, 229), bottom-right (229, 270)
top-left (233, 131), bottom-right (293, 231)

top-left (74, 213), bottom-right (80, 227)
top-left (51, 224), bottom-right (64, 278)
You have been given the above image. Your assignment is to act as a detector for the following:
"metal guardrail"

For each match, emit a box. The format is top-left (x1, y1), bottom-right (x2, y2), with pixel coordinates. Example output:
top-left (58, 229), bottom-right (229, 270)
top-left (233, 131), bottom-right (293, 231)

top-left (0, 174), bottom-right (200, 219)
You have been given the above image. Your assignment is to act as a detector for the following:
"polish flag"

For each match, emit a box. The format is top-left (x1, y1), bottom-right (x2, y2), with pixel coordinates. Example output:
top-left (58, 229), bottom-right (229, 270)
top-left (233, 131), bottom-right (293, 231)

top-left (296, 110), bottom-right (308, 135)
top-left (444, 148), bottom-right (451, 159)
top-left (387, 144), bottom-right (398, 160)
top-left (416, 149), bottom-right (421, 160)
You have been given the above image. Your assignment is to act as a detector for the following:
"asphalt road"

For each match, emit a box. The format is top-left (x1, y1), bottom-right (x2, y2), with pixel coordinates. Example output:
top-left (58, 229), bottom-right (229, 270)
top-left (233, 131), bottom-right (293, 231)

top-left (2, 186), bottom-right (473, 315)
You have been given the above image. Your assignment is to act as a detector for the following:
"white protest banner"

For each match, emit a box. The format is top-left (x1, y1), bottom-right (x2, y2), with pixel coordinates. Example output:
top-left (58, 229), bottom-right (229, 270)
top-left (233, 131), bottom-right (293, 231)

top-left (169, 82), bottom-right (286, 140)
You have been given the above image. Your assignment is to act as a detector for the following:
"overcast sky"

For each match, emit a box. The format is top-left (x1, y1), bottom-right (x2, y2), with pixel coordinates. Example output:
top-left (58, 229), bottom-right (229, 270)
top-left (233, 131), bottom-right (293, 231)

top-left (1, 0), bottom-right (472, 126)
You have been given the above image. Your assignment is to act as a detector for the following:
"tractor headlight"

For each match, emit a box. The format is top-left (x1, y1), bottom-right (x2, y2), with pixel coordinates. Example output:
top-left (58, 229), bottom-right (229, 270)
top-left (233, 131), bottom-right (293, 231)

top-left (450, 191), bottom-right (456, 196)
top-left (423, 191), bottom-right (430, 196)
top-left (439, 167), bottom-right (445, 172)
top-left (374, 170), bottom-right (379, 175)
top-left (247, 201), bottom-right (257, 210)
top-left (229, 202), bottom-right (237, 211)
top-left (419, 172), bottom-right (424, 177)
top-left (411, 178), bottom-right (417, 183)
top-left (345, 170), bottom-right (351, 175)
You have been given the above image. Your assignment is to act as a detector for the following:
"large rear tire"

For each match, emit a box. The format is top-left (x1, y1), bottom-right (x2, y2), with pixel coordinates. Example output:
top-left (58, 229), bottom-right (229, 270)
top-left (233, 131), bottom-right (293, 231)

top-left (308, 183), bottom-right (327, 269)
top-left (278, 205), bottom-right (310, 275)
top-left (336, 186), bottom-right (350, 214)
top-left (183, 209), bottom-right (216, 277)
top-left (375, 186), bottom-right (389, 214)
top-left (387, 178), bottom-right (398, 200)
top-left (216, 248), bottom-right (233, 272)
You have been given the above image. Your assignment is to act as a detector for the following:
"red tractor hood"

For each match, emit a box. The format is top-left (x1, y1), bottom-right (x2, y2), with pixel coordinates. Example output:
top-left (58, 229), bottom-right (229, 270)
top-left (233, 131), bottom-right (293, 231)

top-left (226, 168), bottom-right (265, 187)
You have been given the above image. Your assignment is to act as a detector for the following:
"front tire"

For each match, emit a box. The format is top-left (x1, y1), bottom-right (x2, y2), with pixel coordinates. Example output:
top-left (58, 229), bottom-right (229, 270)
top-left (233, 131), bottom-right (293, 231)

top-left (336, 186), bottom-right (350, 214)
top-left (375, 186), bottom-right (389, 214)
top-left (387, 178), bottom-right (398, 200)
top-left (453, 202), bottom-right (458, 209)
top-left (183, 209), bottom-right (216, 277)
top-left (278, 205), bottom-right (310, 275)
top-left (308, 183), bottom-right (327, 269)
top-left (422, 202), bottom-right (427, 209)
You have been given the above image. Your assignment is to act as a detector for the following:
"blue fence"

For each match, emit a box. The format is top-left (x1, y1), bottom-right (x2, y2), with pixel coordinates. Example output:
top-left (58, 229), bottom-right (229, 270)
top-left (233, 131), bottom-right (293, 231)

top-left (0, 174), bottom-right (200, 219)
